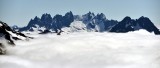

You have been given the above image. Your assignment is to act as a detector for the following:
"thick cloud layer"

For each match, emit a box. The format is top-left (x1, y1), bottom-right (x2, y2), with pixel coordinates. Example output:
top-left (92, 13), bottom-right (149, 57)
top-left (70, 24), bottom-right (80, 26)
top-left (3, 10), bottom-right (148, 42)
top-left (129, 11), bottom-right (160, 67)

top-left (0, 30), bottom-right (160, 68)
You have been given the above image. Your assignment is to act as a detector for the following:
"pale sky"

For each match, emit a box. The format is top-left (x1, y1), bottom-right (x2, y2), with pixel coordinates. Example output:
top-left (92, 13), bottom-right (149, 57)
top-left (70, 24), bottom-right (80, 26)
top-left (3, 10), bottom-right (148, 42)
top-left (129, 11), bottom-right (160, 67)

top-left (0, 0), bottom-right (160, 27)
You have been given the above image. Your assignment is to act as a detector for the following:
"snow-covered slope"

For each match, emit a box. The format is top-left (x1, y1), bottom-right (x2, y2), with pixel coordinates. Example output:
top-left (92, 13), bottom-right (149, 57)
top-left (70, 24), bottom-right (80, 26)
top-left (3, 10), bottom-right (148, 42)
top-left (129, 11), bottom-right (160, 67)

top-left (0, 29), bottom-right (160, 68)
top-left (0, 21), bottom-right (30, 43)
top-left (0, 21), bottom-right (33, 54)
top-left (62, 21), bottom-right (86, 32)
top-left (70, 21), bottom-right (86, 30)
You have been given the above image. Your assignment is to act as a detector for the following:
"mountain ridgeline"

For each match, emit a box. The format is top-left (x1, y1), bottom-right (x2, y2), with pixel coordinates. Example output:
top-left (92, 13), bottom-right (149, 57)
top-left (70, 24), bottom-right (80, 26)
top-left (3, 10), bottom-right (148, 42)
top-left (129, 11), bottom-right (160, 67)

top-left (18, 11), bottom-right (160, 35)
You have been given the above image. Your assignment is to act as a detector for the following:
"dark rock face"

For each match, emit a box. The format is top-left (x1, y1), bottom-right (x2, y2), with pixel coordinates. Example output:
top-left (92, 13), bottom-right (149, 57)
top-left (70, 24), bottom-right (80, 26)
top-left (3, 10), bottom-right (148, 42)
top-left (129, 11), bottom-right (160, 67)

top-left (39, 30), bottom-right (51, 34)
top-left (137, 16), bottom-right (160, 34)
top-left (104, 20), bottom-right (118, 31)
top-left (52, 14), bottom-right (63, 32)
top-left (110, 16), bottom-right (135, 32)
top-left (63, 11), bottom-right (74, 27)
top-left (109, 16), bottom-right (160, 35)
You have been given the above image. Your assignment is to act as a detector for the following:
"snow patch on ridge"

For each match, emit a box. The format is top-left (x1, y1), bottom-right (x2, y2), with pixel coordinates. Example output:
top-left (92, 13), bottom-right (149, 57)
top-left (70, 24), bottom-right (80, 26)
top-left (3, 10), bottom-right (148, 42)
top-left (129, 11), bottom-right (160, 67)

top-left (70, 21), bottom-right (86, 30)
top-left (62, 21), bottom-right (87, 33)
top-left (32, 24), bottom-right (46, 32)
top-left (5, 30), bottom-right (26, 40)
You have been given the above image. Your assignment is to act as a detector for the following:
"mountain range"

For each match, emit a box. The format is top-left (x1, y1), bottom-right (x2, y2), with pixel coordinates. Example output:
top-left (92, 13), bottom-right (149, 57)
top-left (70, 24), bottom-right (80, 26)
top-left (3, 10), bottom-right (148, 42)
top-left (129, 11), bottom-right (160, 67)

top-left (17, 11), bottom-right (160, 35)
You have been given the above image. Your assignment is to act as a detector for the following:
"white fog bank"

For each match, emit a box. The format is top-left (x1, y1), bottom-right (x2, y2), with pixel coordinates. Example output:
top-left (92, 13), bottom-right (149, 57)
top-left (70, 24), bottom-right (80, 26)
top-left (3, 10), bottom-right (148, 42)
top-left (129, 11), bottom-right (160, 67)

top-left (0, 29), bottom-right (160, 68)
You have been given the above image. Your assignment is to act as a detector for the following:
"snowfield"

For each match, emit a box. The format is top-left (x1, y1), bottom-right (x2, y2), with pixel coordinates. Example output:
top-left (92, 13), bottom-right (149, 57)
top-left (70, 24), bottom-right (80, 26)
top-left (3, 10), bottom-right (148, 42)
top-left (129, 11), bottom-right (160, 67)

top-left (0, 30), bottom-right (160, 68)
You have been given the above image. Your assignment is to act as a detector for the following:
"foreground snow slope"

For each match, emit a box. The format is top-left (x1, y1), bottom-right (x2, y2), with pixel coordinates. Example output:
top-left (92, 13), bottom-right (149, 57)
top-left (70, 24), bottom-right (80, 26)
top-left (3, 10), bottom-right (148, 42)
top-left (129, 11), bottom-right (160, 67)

top-left (0, 30), bottom-right (160, 68)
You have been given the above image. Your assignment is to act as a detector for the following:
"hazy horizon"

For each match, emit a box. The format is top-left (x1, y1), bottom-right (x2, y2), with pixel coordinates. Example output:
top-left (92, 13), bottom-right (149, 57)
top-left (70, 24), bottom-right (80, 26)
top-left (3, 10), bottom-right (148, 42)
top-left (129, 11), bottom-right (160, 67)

top-left (0, 0), bottom-right (160, 27)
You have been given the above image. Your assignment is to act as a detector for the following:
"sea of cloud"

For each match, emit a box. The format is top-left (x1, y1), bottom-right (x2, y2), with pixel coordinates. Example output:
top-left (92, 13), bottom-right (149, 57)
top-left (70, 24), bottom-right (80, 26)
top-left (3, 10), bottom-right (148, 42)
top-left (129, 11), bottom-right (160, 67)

top-left (0, 29), bottom-right (160, 68)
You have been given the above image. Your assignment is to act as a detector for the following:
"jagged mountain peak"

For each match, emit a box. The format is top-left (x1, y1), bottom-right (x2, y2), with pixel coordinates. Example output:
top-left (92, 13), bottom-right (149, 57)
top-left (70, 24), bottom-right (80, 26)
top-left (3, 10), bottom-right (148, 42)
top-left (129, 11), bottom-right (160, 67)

top-left (97, 13), bottom-right (105, 16)
top-left (41, 13), bottom-right (52, 20)
top-left (27, 16), bottom-right (41, 27)
top-left (41, 13), bottom-right (51, 16)
top-left (65, 11), bottom-right (73, 16)
top-left (34, 16), bottom-right (40, 20)
top-left (121, 16), bottom-right (132, 22)
top-left (83, 12), bottom-right (95, 20)
top-left (87, 11), bottom-right (94, 15)
top-left (137, 16), bottom-right (151, 24)
top-left (136, 16), bottom-right (160, 34)
top-left (110, 16), bottom-right (160, 35)
top-left (95, 13), bottom-right (106, 20)
top-left (139, 16), bottom-right (148, 19)
top-left (53, 14), bottom-right (63, 19)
